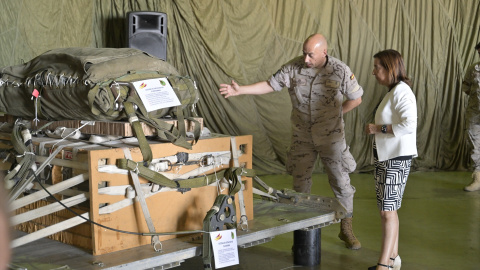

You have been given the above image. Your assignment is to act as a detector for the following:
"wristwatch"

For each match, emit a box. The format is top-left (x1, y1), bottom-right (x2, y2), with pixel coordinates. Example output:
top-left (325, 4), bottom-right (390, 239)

top-left (381, 125), bottom-right (387, 134)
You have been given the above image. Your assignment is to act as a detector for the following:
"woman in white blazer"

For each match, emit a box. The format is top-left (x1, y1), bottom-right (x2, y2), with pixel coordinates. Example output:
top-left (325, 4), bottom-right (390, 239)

top-left (366, 50), bottom-right (417, 270)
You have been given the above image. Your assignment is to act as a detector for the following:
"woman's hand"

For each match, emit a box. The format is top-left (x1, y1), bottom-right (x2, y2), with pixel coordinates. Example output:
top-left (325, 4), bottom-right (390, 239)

top-left (366, 123), bottom-right (378, 135)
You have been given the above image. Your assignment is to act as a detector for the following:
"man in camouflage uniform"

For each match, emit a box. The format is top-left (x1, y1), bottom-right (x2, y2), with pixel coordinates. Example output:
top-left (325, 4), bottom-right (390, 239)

top-left (219, 34), bottom-right (363, 249)
top-left (463, 42), bottom-right (480, 192)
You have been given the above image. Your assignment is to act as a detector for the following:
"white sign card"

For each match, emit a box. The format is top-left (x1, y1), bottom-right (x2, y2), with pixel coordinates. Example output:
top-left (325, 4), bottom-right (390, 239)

top-left (132, 78), bottom-right (181, 112)
top-left (209, 229), bottom-right (239, 268)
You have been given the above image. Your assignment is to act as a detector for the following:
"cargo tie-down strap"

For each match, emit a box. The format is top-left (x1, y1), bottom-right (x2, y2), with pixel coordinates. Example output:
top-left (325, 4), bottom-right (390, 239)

top-left (117, 147), bottom-right (254, 258)
top-left (230, 136), bottom-right (248, 231)
top-left (122, 148), bottom-right (162, 251)
top-left (123, 101), bottom-right (153, 164)
top-left (7, 121), bottom-right (86, 203)
top-left (116, 80), bottom-right (201, 166)
top-left (202, 194), bottom-right (237, 270)
top-left (5, 122), bottom-right (35, 189)
top-left (116, 158), bottom-right (254, 191)
top-left (122, 97), bottom-right (200, 166)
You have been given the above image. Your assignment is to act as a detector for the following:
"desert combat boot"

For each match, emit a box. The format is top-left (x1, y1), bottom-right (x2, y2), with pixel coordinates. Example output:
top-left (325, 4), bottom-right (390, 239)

top-left (464, 171), bottom-right (480, 191)
top-left (338, 217), bottom-right (361, 249)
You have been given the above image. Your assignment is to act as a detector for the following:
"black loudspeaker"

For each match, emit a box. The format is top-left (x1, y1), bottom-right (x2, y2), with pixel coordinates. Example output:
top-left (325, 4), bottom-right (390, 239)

top-left (127, 11), bottom-right (167, 61)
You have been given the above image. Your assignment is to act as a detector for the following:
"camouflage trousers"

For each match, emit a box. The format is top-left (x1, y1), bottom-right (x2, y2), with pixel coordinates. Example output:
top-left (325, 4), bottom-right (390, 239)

top-left (286, 133), bottom-right (357, 216)
top-left (468, 121), bottom-right (480, 171)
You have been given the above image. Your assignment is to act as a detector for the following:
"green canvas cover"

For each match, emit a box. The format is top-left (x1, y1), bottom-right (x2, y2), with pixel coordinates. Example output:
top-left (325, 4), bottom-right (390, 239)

top-left (0, 47), bottom-right (201, 162)
top-left (0, 47), bottom-right (199, 121)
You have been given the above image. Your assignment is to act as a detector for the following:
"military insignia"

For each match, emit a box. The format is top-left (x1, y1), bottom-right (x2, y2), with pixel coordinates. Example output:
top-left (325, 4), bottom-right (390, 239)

top-left (326, 79), bottom-right (340, 88)
top-left (350, 74), bottom-right (355, 80)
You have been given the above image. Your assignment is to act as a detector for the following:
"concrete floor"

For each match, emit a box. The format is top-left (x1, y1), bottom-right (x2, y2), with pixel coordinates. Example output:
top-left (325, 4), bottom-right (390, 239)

top-left (177, 171), bottom-right (480, 270)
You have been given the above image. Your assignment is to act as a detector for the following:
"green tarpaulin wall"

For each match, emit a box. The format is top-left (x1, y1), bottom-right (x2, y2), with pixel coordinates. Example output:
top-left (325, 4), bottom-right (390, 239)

top-left (1, 0), bottom-right (479, 175)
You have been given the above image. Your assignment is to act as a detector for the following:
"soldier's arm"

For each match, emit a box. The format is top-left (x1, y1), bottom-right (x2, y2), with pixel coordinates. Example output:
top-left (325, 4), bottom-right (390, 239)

top-left (342, 97), bottom-right (362, 114)
top-left (219, 80), bottom-right (274, 98)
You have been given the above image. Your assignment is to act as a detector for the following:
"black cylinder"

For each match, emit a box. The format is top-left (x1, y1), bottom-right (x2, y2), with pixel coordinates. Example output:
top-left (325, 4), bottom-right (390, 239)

top-left (293, 228), bottom-right (321, 266)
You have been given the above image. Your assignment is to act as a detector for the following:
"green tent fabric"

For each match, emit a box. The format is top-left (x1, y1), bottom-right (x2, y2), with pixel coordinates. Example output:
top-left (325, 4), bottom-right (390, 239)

top-left (0, 0), bottom-right (479, 174)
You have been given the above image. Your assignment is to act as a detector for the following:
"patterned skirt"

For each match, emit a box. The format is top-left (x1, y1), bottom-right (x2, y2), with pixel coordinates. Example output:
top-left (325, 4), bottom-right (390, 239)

top-left (373, 142), bottom-right (412, 211)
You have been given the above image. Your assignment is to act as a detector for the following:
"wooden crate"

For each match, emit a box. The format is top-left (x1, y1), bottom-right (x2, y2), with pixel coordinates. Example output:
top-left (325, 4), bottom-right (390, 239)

top-left (9, 135), bottom-right (253, 255)
top-left (14, 200), bottom-right (92, 250)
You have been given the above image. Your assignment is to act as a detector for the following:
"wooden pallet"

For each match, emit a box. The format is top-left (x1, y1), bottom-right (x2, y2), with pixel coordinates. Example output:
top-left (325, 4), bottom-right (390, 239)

top-left (6, 134), bottom-right (253, 255)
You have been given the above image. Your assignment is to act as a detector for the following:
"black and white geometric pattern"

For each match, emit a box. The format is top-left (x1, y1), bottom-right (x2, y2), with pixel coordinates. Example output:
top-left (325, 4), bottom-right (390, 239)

top-left (374, 157), bottom-right (412, 211)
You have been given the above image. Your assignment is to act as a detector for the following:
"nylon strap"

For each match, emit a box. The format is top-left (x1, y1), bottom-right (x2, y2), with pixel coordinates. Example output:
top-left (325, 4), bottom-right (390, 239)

top-left (176, 106), bottom-right (186, 141)
top-left (116, 158), bottom-right (255, 190)
top-left (5, 123), bottom-right (35, 186)
top-left (142, 115), bottom-right (192, 149)
top-left (123, 92), bottom-right (192, 149)
top-left (8, 140), bottom-right (67, 203)
top-left (125, 89), bottom-right (200, 149)
top-left (230, 136), bottom-right (248, 230)
top-left (94, 78), bottom-right (199, 151)
top-left (123, 101), bottom-right (152, 165)
top-left (122, 148), bottom-right (161, 252)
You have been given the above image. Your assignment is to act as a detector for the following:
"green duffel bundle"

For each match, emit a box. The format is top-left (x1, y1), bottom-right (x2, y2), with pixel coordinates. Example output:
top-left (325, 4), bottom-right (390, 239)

top-left (0, 47), bottom-right (200, 162)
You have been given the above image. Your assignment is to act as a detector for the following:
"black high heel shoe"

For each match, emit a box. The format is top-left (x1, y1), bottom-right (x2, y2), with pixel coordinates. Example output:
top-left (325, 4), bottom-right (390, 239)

top-left (368, 263), bottom-right (393, 270)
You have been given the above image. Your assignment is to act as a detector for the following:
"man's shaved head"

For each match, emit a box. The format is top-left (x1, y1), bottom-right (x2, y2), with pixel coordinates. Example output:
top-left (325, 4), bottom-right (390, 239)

top-left (303, 34), bottom-right (328, 68)
top-left (304, 34), bottom-right (328, 51)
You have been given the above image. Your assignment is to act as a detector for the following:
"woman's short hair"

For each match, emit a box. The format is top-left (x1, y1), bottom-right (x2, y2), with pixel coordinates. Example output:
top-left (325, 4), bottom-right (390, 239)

top-left (373, 49), bottom-right (411, 87)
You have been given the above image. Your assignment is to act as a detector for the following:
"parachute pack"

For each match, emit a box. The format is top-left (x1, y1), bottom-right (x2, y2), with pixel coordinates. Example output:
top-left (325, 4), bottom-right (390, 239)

top-left (0, 47), bottom-right (201, 163)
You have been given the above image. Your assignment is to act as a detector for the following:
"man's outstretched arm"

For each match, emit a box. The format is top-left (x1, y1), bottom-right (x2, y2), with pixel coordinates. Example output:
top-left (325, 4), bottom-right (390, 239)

top-left (219, 80), bottom-right (274, 98)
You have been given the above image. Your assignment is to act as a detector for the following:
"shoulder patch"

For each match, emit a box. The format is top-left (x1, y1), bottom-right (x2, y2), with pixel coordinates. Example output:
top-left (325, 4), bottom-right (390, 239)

top-left (350, 74), bottom-right (355, 80)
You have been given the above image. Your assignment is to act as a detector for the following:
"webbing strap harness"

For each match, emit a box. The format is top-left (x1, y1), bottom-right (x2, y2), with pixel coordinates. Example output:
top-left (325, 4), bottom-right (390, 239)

top-left (116, 158), bottom-right (254, 191)
top-left (118, 148), bottom-right (253, 261)
top-left (202, 194), bottom-right (237, 270)
top-left (112, 80), bottom-right (201, 165)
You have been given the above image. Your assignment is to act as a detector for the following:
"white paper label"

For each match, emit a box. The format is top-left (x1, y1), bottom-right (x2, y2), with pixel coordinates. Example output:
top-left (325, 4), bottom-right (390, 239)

top-left (132, 78), bottom-right (181, 112)
top-left (209, 229), bottom-right (239, 268)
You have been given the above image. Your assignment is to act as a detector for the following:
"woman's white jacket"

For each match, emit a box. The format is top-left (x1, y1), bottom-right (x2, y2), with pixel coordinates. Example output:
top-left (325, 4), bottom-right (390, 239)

top-left (375, 81), bottom-right (418, 161)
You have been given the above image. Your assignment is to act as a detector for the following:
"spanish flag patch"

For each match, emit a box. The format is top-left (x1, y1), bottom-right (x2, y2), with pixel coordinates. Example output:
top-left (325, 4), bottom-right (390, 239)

top-left (350, 74), bottom-right (355, 80)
